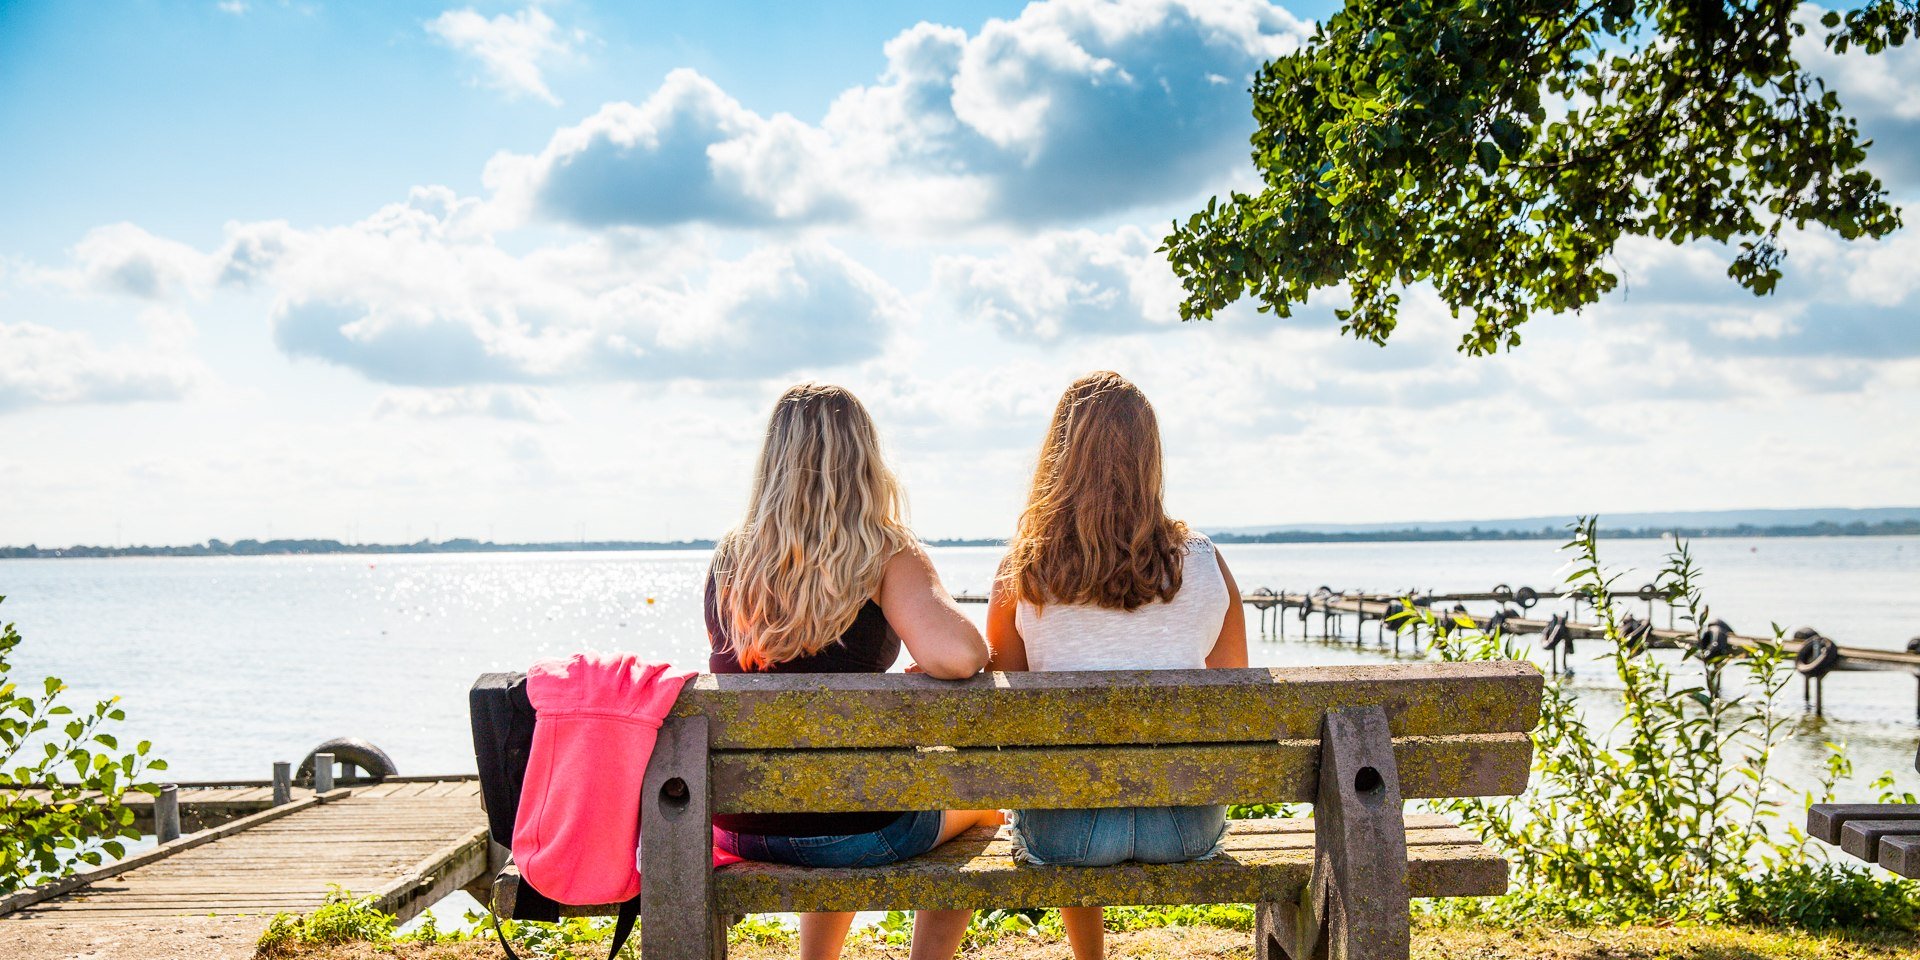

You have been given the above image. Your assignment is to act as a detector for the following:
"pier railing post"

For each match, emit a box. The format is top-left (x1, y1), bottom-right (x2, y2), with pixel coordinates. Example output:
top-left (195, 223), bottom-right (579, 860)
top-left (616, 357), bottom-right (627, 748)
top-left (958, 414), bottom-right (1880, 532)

top-left (155, 784), bottom-right (181, 843)
top-left (314, 753), bottom-right (335, 794)
top-left (272, 762), bottom-right (292, 806)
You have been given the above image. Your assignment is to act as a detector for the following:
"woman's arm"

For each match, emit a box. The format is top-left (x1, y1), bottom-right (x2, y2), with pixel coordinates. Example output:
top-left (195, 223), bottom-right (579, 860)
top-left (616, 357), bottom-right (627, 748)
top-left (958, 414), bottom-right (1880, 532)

top-left (1205, 548), bottom-right (1249, 668)
top-left (985, 561), bottom-right (1029, 672)
top-left (878, 542), bottom-right (990, 680)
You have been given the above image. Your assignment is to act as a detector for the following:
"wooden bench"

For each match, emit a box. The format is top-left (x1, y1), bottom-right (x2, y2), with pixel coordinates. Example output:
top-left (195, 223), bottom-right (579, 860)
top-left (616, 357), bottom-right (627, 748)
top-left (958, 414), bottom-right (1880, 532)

top-left (1807, 742), bottom-right (1920, 878)
top-left (489, 660), bottom-right (1542, 960)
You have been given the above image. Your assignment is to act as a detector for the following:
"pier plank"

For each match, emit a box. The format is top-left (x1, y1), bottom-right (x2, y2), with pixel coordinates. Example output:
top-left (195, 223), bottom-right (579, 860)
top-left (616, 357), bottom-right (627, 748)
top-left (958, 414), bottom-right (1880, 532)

top-left (9, 781), bottom-right (485, 923)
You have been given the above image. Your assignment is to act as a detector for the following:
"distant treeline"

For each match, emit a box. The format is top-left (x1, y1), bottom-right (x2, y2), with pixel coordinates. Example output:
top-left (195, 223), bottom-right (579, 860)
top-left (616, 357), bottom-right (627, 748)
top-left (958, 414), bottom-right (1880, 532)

top-left (0, 537), bottom-right (718, 559)
top-left (3, 520), bottom-right (1915, 559)
top-left (1208, 520), bottom-right (1920, 544)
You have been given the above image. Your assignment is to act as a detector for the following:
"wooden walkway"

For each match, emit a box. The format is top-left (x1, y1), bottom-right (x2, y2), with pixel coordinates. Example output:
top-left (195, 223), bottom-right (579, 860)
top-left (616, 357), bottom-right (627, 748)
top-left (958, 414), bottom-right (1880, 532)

top-left (0, 779), bottom-right (490, 924)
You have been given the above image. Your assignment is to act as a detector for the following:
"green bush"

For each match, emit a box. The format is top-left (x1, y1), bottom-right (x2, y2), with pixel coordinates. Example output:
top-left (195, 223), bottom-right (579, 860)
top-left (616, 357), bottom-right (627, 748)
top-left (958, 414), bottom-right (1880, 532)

top-left (257, 888), bottom-right (398, 954)
top-left (1411, 518), bottom-right (1920, 928)
top-left (0, 595), bottom-right (167, 893)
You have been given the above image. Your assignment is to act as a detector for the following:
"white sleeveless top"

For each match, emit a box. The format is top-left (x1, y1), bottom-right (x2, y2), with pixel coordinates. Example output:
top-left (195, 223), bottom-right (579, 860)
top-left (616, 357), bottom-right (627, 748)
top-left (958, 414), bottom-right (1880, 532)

top-left (1014, 535), bottom-right (1229, 671)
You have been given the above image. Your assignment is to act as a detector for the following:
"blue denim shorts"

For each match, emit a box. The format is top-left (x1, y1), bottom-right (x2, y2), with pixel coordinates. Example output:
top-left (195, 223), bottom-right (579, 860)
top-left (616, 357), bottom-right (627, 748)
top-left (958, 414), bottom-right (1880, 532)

top-left (1009, 805), bottom-right (1227, 867)
top-left (714, 809), bottom-right (945, 868)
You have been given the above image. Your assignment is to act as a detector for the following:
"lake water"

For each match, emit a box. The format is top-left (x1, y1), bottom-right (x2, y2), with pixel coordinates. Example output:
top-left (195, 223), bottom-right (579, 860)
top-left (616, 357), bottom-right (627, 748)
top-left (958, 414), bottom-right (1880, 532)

top-left (3, 536), bottom-right (1917, 792)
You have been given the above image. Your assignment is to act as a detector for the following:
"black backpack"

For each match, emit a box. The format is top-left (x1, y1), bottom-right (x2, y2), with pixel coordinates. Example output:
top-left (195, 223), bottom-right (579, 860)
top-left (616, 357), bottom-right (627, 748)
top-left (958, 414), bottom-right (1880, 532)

top-left (468, 671), bottom-right (558, 924)
top-left (470, 671), bottom-right (645, 959)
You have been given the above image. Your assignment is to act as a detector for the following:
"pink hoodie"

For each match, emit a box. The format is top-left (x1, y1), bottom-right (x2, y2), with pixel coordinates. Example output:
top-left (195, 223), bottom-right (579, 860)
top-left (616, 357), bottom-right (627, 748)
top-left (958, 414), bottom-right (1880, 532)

top-left (513, 653), bottom-right (740, 905)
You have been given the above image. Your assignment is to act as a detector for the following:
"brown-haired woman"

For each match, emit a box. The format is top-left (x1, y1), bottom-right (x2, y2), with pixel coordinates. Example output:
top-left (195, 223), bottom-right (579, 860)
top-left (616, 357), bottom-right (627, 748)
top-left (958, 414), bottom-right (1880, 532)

top-left (707, 383), bottom-right (1000, 960)
top-left (918, 371), bottom-right (1248, 960)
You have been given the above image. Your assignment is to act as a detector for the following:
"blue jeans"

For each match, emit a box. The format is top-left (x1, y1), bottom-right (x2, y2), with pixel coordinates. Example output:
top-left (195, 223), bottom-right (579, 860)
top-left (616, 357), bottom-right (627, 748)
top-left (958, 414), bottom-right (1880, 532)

top-left (714, 809), bottom-right (945, 868)
top-left (1009, 805), bottom-right (1227, 866)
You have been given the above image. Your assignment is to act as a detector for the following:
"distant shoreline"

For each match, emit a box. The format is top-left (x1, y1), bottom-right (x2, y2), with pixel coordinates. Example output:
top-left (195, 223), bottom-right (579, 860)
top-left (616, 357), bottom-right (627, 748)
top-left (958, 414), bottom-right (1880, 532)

top-left (3, 520), bottom-right (1916, 559)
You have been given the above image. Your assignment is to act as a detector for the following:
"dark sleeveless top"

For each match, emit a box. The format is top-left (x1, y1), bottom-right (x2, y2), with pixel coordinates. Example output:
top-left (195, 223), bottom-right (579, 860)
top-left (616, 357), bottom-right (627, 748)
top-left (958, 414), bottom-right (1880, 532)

top-left (704, 571), bottom-right (904, 836)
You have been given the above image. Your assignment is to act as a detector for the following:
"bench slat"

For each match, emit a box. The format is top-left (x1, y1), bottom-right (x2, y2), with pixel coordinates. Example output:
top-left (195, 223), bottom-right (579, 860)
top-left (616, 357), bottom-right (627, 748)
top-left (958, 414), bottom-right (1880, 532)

top-left (675, 662), bottom-right (1542, 750)
top-left (1880, 835), bottom-right (1920, 879)
top-left (709, 734), bottom-right (1531, 813)
top-left (908, 815), bottom-right (1482, 863)
top-left (512, 817), bottom-right (1507, 917)
top-left (717, 841), bottom-right (1504, 913)
top-left (1839, 819), bottom-right (1920, 864)
top-left (1807, 804), bottom-right (1920, 843)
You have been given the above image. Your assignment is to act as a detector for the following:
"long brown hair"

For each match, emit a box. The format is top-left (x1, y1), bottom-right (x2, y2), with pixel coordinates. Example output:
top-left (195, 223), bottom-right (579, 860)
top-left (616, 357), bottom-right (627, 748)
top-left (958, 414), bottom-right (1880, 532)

top-left (1002, 371), bottom-right (1189, 610)
top-left (712, 383), bottom-right (914, 669)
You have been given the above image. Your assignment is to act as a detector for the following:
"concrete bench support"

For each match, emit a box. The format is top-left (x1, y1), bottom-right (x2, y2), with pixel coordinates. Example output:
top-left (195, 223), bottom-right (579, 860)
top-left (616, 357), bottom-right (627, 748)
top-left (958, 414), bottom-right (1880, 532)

top-left (1259, 706), bottom-right (1408, 960)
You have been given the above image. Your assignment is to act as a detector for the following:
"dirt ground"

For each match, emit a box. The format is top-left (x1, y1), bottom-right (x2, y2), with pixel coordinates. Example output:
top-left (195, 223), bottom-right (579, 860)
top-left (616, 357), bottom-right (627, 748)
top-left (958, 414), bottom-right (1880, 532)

top-left (3, 919), bottom-right (1916, 960)
top-left (0, 914), bottom-right (269, 960)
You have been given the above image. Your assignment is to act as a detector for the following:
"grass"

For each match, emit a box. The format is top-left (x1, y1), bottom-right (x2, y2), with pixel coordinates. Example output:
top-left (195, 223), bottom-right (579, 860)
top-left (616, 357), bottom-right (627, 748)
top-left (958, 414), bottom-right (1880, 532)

top-left (251, 913), bottom-right (1920, 960)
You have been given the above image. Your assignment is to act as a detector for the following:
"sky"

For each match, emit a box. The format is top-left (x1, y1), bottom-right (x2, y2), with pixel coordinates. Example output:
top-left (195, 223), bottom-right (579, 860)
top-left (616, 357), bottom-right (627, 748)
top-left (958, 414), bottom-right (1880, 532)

top-left (0, 0), bottom-right (1916, 547)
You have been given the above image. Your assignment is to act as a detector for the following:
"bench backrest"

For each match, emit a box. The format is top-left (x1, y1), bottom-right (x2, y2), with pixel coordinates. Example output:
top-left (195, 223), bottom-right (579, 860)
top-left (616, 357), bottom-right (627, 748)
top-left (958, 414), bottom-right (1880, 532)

top-left (666, 660), bottom-right (1542, 815)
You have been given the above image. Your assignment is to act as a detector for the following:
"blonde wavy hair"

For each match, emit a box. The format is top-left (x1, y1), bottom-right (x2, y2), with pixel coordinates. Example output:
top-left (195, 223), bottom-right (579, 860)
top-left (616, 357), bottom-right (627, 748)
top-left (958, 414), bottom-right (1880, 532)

top-left (712, 383), bottom-right (914, 669)
top-left (1003, 371), bottom-right (1190, 611)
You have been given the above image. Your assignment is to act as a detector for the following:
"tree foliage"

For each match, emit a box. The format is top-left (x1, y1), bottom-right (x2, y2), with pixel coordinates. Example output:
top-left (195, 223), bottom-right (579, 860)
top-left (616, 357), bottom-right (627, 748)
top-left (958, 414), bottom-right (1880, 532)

top-left (0, 595), bottom-right (167, 893)
top-left (1163, 0), bottom-right (1917, 354)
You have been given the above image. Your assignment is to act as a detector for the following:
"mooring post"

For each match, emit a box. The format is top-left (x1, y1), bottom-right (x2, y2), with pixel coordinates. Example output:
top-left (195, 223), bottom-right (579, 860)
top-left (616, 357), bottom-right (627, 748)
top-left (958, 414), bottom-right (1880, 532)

top-left (1815, 677), bottom-right (1825, 716)
top-left (155, 784), bottom-right (181, 843)
top-left (272, 761), bottom-right (292, 806)
top-left (314, 752), bottom-right (335, 794)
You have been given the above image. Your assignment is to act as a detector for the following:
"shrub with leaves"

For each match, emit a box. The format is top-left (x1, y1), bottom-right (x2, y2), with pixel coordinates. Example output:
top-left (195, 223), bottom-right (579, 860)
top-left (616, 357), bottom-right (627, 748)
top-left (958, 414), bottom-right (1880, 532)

top-left (257, 888), bottom-right (399, 954)
top-left (1408, 519), bottom-right (1920, 927)
top-left (0, 594), bottom-right (167, 893)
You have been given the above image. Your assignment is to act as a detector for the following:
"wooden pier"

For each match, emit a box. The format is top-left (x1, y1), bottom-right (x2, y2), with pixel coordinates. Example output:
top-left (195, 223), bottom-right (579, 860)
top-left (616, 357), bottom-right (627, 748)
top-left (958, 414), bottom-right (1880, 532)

top-left (1263, 591), bottom-right (1920, 672)
top-left (962, 589), bottom-right (1920, 671)
top-left (0, 777), bottom-right (490, 924)
top-left (965, 586), bottom-right (1920, 719)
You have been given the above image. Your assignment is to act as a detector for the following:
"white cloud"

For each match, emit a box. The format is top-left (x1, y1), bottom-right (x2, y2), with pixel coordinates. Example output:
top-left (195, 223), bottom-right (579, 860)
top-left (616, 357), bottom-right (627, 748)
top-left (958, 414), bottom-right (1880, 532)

top-left (48, 223), bottom-right (218, 300)
top-left (199, 186), bottom-right (904, 385)
top-left (1837, 230), bottom-right (1920, 306)
top-left (484, 70), bottom-right (856, 228)
top-left (1709, 311), bottom-right (1800, 341)
top-left (485, 0), bottom-right (1308, 230)
top-left (0, 308), bottom-right (207, 413)
top-left (1588, 232), bottom-right (1920, 361)
top-left (934, 225), bottom-right (1183, 338)
top-left (373, 386), bottom-right (568, 422)
top-left (426, 4), bottom-right (580, 106)
top-left (217, 1), bottom-right (248, 15)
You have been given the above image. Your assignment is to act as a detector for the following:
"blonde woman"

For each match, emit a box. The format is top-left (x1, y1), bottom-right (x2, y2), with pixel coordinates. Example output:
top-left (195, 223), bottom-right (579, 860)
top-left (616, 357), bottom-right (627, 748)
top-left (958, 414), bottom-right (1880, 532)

top-left (917, 371), bottom-right (1248, 960)
top-left (706, 383), bottom-right (997, 960)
